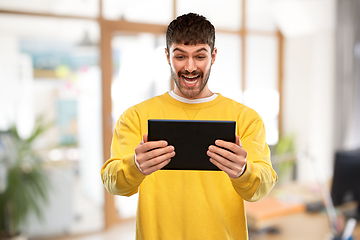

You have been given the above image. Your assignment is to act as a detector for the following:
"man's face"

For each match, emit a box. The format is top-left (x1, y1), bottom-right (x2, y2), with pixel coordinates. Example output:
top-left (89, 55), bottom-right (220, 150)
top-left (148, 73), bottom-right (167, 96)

top-left (166, 43), bottom-right (217, 99)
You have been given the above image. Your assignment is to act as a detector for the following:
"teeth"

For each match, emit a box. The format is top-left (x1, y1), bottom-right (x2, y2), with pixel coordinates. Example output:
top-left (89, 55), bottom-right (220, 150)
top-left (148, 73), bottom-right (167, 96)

top-left (182, 75), bottom-right (199, 82)
top-left (184, 79), bottom-right (198, 84)
top-left (183, 75), bottom-right (199, 84)
top-left (183, 75), bottom-right (198, 79)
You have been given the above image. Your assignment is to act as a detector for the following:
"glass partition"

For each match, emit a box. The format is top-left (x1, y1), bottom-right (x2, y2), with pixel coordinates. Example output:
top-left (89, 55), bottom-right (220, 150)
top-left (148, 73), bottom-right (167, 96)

top-left (0, 14), bottom-right (104, 238)
top-left (245, 35), bottom-right (278, 89)
top-left (111, 33), bottom-right (169, 122)
top-left (102, 0), bottom-right (173, 24)
top-left (244, 35), bottom-right (279, 145)
top-left (208, 33), bottom-right (243, 103)
top-left (111, 33), bottom-right (168, 219)
top-left (0, 0), bottom-right (99, 17)
top-left (177, 0), bottom-right (242, 31)
top-left (0, 0), bottom-right (283, 234)
top-left (246, 0), bottom-right (277, 31)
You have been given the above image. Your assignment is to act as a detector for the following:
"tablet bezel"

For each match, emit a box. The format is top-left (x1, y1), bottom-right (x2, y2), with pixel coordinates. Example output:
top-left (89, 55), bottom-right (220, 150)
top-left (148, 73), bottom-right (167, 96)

top-left (147, 119), bottom-right (236, 171)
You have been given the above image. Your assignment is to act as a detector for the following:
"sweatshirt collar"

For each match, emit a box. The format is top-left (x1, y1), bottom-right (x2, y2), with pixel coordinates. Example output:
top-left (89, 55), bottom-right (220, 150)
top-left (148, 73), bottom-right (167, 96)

top-left (168, 90), bottom-right (218, 104)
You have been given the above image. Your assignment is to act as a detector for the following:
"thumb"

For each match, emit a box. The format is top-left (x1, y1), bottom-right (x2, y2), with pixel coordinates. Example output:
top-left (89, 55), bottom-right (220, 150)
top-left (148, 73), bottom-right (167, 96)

top-left (143, 134), bottom-right (148, 143)
top-left (236, 135), bottom-right (243, 148)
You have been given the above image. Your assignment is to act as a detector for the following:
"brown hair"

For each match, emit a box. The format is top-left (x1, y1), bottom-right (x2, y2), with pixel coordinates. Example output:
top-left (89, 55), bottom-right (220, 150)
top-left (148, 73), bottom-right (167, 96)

top-left (166, 13), bottom-right (215, 52)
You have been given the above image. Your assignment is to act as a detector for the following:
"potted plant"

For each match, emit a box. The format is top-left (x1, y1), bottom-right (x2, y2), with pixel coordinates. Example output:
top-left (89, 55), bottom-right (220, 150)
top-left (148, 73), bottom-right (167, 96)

top-left (0, 118), bottom-right (51, 239)
top-left (272, 134), bottom-right (297, 184)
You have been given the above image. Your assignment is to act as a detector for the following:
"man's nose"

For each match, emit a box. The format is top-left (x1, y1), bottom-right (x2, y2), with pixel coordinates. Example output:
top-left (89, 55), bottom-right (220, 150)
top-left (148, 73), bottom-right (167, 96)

top-left (184, 58), bottom-right (197, 73)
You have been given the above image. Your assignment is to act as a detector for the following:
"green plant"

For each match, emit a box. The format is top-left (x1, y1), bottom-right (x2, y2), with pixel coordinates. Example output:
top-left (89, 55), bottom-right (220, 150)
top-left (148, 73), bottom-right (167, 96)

top-left (0, 118), bottom-right (51, 238)
top-left (273, 134), bottom-right (297, 183)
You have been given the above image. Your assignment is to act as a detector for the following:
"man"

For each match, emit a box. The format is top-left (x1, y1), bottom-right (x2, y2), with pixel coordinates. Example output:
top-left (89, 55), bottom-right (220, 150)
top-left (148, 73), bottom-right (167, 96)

top-left (101, 13), bottom-right (278, 240)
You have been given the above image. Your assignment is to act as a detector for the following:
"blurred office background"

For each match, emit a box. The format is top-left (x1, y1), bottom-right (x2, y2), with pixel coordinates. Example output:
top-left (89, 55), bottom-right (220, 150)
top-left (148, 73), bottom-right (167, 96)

top-left (0, 0), bottom-right (359, 239)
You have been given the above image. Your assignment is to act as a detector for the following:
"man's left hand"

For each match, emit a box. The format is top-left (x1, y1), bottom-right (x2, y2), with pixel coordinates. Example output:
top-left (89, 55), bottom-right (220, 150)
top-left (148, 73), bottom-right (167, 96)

top-left (207, 135), bottom-right (247, 179)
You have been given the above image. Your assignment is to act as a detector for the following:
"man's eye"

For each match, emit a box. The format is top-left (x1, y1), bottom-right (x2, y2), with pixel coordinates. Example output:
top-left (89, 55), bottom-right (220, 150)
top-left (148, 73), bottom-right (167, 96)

top-left (197, 56), bottom-right (205, 59)
top-left (175, 56), bottom-right (184, 59)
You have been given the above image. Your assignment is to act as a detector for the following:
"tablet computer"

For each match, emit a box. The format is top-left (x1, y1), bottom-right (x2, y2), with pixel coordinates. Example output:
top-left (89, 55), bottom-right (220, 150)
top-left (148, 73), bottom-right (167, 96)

top-left (148, 119), bottom-right (236, 171)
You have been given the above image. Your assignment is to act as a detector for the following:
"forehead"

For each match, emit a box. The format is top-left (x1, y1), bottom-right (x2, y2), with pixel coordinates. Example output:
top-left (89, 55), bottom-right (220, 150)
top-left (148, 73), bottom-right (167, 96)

top-left (169, 43), bottom-right (211, 54)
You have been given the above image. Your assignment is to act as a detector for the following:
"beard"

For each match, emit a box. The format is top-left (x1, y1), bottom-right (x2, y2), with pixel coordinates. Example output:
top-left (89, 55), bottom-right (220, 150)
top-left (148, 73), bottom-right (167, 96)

top-left (171, 67), bottom-right (212, 99)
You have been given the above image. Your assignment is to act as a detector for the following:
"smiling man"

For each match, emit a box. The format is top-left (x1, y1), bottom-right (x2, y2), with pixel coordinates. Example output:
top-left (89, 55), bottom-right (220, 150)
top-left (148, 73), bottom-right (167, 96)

top-left (167, 44), bottom-right (215, 99)
top-left (101, 13), bottom-right (278, 240)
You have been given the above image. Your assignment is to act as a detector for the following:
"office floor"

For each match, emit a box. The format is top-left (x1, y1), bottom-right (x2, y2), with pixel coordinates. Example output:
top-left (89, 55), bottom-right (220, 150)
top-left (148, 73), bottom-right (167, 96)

top-left (36, 213), bottom-right (360, 240)
top-left (37, 219), bottom-right (136, 240)
top-left (34, 180), bottom-right (360, 240)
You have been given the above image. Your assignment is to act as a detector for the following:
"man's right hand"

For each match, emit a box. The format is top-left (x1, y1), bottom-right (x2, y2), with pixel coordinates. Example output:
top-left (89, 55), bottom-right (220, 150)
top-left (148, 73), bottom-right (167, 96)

top-left (134, 134), bottom-right (175, 175)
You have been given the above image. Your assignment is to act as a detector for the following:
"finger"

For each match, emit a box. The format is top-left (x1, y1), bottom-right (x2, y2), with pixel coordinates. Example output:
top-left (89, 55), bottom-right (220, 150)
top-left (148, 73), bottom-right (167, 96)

top-left (140, 150), bottom-right (175, 172)
top-left (139, 140), bottom-right (168, 153)
top-left (209, 157), bottom-right (228, 171)
top-left (214, 139), bottom-right (244, 155)
top-left (208, 145), bottom-right (236, 163)
top-left (143, 134), bottom-right (148, 143)
top-left (144, 145), bottom-right (175, 160)
top-left (209, 157), bottom-right (239, 179)
top-left (209, 157), bottom-right (232, 172)
top-left (142, 158), bottom-right (172, 175)
top-left (135, 141), bottom-right (168, 160)
top-left (209, 152), bottom-right (246, 179)
top-left (207, 146), bottom-right (246, 171)
top-left (236, 135), bottom-right (242, 147)
top-left (207, 148), bottom-right (236, 167)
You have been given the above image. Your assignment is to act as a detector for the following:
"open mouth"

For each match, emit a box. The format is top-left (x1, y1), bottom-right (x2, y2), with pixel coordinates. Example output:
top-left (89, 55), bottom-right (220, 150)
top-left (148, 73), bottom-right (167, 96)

top-left (182, 75), bottom-right (200, 87)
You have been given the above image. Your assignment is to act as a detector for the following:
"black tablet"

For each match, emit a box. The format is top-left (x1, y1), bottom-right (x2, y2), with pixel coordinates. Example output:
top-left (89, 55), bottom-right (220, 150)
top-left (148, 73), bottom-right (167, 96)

top-left (148, 119), bottom-right (236, 171)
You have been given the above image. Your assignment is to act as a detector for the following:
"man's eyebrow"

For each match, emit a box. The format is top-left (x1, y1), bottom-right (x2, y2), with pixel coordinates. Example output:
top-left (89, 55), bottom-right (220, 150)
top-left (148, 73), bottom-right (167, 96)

top-left (195, 48), bottom-right (209, 53)
top-left (172, 47), bottom-right (209, 53)
top-left (173, 48), bottom-right (186, 53)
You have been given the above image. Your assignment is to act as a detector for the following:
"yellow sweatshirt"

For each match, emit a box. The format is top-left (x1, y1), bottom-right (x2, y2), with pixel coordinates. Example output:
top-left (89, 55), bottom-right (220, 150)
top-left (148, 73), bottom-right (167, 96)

top-left (101, 92), bottom-right (278, 240)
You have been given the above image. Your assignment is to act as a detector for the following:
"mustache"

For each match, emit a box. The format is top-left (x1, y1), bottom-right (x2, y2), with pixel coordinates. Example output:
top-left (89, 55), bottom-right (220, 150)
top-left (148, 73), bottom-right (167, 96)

top-left (177, 70), bottom-right (204, 78)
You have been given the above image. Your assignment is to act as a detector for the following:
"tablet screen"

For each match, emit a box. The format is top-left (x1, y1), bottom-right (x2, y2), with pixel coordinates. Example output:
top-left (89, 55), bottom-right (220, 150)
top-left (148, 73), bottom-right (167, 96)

top-left (148, 119), bottom-right (236, 171)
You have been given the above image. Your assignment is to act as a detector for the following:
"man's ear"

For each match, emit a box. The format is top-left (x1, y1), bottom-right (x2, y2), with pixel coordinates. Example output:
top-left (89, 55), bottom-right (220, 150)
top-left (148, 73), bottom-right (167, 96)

top-left (165, 48), bottom-right (170, 65)
top-left (211, 47), bottom-right (217, 65)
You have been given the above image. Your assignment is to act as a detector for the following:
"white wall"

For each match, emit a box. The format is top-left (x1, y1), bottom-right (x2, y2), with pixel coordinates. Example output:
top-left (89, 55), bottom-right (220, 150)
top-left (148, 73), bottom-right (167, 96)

top-left (280, 1), bottom-right (336, 182)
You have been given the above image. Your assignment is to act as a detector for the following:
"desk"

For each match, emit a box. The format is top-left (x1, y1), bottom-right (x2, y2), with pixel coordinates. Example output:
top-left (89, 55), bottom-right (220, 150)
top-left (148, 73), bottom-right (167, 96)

top-left (247, 182), bottom-right (360, 240)
top-left (249, 211), bottom-right (360, 240)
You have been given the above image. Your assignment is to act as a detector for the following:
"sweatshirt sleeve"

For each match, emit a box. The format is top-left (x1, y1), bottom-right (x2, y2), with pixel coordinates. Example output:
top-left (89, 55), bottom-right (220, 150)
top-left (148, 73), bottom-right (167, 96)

top-left (231, 116), bottom-right (278, 202)
top-left (101, 109), bottom-right (146, 197)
